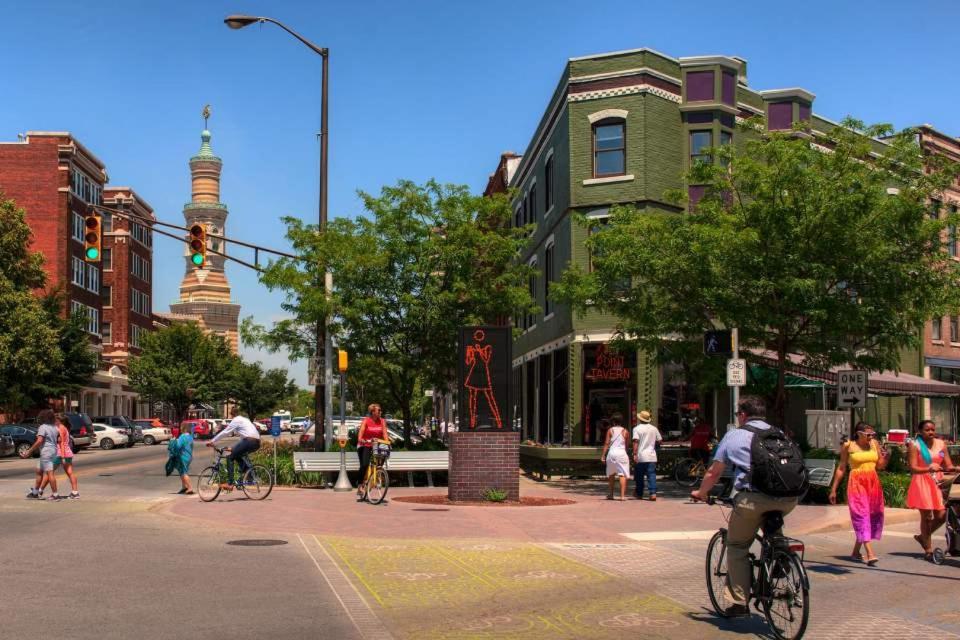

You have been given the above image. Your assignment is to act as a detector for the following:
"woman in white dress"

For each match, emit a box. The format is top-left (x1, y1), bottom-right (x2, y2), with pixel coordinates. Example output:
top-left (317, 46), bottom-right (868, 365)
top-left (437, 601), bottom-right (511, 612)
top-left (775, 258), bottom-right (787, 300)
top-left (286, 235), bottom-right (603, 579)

top-left (601, 414), bottom-right (631, 501)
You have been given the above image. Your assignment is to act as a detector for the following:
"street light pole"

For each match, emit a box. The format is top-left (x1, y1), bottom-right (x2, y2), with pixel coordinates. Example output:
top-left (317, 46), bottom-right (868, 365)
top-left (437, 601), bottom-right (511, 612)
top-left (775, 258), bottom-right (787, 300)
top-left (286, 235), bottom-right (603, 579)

top-left (225, 14), bottom-right (332, 452)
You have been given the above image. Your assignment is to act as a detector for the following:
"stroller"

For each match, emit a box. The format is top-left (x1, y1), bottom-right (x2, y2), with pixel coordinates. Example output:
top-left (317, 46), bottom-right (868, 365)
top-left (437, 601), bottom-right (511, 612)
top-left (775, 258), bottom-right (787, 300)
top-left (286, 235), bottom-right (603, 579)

top-left (932, 473), bottom-right (960, 565)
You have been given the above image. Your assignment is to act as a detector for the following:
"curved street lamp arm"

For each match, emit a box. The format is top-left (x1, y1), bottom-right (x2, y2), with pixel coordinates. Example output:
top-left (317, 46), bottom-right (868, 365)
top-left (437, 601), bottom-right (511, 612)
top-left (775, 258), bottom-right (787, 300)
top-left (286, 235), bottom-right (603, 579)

top-left (258, 16), bottom-right (328, 57)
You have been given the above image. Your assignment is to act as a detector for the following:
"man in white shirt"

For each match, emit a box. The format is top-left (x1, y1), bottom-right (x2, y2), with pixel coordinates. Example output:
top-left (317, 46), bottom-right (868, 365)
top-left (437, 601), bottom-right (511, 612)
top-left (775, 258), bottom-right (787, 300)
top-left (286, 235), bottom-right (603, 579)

top-left (632, 410), bottom-right (662, 501)
top-left (208, 414), bottom-right (261, 489)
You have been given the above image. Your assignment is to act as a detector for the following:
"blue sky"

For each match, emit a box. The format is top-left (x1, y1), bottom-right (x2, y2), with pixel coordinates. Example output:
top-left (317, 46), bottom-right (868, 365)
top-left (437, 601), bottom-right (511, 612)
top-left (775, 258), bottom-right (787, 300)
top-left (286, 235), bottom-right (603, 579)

top-left (3, 0), bottom-right (958, 386)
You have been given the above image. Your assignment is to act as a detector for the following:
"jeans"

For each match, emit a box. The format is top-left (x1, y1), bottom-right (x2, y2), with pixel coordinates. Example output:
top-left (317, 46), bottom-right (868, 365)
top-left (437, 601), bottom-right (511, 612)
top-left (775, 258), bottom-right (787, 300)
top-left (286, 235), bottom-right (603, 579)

top-left (634, 461), bottom-right (657, 497)
top-left (227, 438), bottom-right (260, 483)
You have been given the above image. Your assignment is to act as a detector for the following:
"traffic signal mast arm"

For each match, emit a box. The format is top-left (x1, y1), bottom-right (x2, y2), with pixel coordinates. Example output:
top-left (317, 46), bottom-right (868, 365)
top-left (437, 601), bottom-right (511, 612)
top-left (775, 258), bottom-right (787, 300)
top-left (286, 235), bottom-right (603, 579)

top-left (89, 203), bottom-right (305, 272)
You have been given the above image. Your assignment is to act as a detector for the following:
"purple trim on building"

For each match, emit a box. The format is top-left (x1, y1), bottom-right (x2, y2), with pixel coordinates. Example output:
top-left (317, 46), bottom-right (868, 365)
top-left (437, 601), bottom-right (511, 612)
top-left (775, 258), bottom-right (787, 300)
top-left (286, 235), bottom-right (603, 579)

top-left (686, 112), bottom-right (713, 124)
top-left (768, 102), bottom-right (793, 130)
top-left (722, 72), bottom-right (736, 106)
top-left (686, 71), bottom-right (715, 101)
top-left (798, 102), bottom-right (811, 122)
top-left (688, 185), bottom-right (707, 210)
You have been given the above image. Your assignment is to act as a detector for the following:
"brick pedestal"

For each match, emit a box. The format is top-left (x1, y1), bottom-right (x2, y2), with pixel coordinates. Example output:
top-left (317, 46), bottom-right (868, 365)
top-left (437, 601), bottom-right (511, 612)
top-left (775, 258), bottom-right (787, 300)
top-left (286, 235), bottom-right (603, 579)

top-left (448, 431), bottom-right (520, 502)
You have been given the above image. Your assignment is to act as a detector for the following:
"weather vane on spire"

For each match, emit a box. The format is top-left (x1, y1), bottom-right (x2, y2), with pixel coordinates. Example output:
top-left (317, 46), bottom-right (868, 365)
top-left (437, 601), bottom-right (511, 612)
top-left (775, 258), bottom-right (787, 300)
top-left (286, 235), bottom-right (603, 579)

top-left (202, 104), bottom-right (212, 129)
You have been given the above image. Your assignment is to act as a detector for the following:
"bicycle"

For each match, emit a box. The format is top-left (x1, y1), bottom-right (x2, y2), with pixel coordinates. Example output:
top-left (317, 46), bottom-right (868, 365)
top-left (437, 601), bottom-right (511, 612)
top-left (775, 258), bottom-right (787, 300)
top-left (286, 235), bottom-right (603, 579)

top-left (197, 446), bottom-right (273, 502)
top-left (359, 441), bottom-right (390, 505)
top-left (704, 494), bottom-right (810, 640)
top-left (674, 455), bottom-right (708, 487)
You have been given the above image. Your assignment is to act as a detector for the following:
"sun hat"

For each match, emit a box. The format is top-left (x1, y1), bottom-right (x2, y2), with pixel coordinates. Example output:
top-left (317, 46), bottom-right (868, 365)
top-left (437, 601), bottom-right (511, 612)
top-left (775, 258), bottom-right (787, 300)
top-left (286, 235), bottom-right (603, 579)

top-left (637, 410), bottom-right (652, 423)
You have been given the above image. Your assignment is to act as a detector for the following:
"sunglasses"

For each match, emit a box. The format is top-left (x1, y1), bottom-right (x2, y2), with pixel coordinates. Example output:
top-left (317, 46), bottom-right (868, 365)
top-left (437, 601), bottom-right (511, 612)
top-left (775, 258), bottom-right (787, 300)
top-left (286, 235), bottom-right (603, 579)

top-left (857, 431), bottom-right (877, 439)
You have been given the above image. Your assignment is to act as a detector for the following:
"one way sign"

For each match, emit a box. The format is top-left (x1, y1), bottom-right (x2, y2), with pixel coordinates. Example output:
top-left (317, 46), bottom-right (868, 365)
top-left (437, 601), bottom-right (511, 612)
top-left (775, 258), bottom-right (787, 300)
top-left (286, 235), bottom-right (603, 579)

top-left (836, 370), bottom-right (868, 408)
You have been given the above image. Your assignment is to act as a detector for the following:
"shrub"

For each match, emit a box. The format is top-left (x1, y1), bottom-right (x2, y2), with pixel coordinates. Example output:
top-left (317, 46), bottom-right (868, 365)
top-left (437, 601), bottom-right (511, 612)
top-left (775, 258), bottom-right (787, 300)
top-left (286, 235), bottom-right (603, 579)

top-left (481, 488), bottom-right (508, 502)
top-left (805, 447), bottom-right (839, 461)
top-left (879, 473), bottom-right (911, 509)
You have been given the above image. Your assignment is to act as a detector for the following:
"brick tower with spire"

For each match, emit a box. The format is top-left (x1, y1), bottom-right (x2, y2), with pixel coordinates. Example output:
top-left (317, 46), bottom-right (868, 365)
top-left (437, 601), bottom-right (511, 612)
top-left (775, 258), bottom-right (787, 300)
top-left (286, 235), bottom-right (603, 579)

top-left (169, 116), bottom-right (241, 353)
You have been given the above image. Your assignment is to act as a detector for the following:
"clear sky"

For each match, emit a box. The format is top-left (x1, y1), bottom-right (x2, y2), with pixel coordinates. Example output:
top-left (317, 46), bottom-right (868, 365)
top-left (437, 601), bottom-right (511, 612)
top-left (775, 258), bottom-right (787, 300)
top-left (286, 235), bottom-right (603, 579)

top-left (3, 0), bottom-right (958, 386)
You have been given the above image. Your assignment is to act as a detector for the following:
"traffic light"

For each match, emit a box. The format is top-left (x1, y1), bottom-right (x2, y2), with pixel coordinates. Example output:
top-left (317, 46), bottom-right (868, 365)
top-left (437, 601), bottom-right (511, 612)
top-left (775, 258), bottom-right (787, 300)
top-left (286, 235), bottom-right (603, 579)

top-left (83, 213), bottom-right (101, 261)
top-left (337, 349), bottom-right (349, 373)
top-left (188, 223), bottom-right (206, 267)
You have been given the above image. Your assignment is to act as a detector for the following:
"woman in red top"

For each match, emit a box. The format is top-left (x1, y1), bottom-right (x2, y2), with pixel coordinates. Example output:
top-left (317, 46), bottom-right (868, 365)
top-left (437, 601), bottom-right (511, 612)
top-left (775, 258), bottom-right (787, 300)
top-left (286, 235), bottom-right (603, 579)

top-left (356, 404), bottom-right (388, 501)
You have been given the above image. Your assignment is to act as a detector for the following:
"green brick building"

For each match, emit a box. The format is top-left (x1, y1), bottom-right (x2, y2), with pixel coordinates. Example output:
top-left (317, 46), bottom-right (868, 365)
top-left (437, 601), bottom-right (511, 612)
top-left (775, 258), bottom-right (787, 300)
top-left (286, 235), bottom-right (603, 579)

top-left (489, 47), bottom-right (959, 445)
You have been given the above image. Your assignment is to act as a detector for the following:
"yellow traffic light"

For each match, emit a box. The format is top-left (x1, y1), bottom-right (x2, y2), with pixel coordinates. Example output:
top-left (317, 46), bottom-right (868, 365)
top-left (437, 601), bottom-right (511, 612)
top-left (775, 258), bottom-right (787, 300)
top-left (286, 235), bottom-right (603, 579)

top-left (189, 223), bottom-right (207, 267)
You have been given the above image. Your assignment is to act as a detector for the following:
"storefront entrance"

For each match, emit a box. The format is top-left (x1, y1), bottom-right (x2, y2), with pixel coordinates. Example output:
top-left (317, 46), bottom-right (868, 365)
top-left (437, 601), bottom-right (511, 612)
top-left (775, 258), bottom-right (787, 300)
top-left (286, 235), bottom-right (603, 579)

top-left (582, 343), bottom-right (636, 445)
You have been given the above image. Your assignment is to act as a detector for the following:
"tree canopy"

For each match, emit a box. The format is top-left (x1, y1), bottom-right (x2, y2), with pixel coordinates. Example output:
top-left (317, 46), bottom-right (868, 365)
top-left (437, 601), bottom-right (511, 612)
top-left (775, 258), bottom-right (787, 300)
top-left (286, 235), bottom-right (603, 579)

top-left (555, 119), bottom-right (960, 426)
top-left (244, 179), bottom-right (535, 443)
top-left (226, 360), bottom-right (296, 419)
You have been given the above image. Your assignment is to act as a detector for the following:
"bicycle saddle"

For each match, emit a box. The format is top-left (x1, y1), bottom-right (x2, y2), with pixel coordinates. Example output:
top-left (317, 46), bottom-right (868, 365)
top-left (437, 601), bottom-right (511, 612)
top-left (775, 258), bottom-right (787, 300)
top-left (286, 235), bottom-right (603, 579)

top-left (760, 511), bottom-right (785, 537)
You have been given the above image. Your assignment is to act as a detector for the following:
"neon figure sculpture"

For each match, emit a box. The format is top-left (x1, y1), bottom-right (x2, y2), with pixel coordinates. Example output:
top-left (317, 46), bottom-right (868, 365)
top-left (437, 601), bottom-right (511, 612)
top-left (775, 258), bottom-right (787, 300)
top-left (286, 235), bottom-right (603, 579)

top-left (464, 329), bottom-right (503, 429)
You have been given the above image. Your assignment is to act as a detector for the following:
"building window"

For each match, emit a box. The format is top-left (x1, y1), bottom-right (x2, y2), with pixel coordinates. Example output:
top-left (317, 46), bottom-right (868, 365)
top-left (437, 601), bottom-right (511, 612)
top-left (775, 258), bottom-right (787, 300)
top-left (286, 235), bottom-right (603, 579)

top-left (101, 212), bottom-right (113, 233)
top-left (72, 212), bottom-right (84, 242)
top-left (544, 243), bottom-right (555, 316)
top-left (514, 206), bottom-right (522, 229)
top-left (526, 266), bottom-right (537, 330)
top-left (932, 317), bottom-right (942, 341)
top-left (70, 301), bottom-right (99, 335)
top-left (950, 225), bottom-right (958, 258)
top-left (131, 222), bottom-right (152, 248)
top-left (131, 289), bottom-right (150, 316)
top-left (690, 131), bottom-right (713, 166)
top-left (130, 324), bottom-right (147, 349)
top-left (102, 285), bottom-right (112, 307)
top-left (102, 322), bottom-right (112, 344)
top-left (545, 156), bottom-right (554, 212)
top-left (529, 184), bottom-right (537, 224)
top-left (593, 120), bottom-right (625, 177)
top-left (768, 102), bottom-right (793, 130)
top-left (721, 71), bottom-right (736, 106)
top-left (686, 70), bottom-right (715, 102)
top-left (71, 256), bottom-right (85, 286)
top-left (86, 263), bottom-right (99, 293)
top-left (102, 248), bottom-right (112, 270)
top-left (951, 316), bottom-right (959, 343)
top-left (132, 254), bottom-right (151, 282)
top-left (930, 200), bottom-right (942, 220)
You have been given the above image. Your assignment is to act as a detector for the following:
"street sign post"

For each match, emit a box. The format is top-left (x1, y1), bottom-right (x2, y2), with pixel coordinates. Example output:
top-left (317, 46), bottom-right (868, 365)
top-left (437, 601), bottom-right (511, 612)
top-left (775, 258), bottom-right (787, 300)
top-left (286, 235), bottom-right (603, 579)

top-left (836, 370), bottom-right (868, 408)
top-left (726, 358), bottom-right (747, 387)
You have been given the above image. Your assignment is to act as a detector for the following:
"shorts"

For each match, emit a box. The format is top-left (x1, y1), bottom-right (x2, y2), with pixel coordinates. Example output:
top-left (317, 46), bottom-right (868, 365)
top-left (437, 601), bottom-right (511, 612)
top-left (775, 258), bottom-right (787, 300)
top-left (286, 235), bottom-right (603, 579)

top-left (37, 459), bottom-right (55, 472)
top-left (54, 457), bottom-right (74, 466)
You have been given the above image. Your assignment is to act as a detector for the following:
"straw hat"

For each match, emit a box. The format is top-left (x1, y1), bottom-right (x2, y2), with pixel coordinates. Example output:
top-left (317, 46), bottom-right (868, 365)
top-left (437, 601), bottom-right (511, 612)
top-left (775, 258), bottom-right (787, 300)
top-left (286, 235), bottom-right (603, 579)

top-left (637, 410), bottom-right (652, 423)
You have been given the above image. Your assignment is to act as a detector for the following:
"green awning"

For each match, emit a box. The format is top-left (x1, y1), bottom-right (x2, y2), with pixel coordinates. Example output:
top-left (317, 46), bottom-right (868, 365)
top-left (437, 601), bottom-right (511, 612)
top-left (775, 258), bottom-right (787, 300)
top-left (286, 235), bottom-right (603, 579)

top-left (748, 365), bottom-right (825, 390)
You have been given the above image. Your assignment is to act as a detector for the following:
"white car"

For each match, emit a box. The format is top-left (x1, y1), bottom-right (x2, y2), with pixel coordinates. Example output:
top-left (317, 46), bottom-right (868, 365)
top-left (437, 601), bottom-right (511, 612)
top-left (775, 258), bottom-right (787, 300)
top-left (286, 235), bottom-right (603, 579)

top-left (93, 424), bottom-right (129, 450)
top-left (139, 425), bottom-right (172, 446)
top-left (290, 417), bottom-right (308, 433)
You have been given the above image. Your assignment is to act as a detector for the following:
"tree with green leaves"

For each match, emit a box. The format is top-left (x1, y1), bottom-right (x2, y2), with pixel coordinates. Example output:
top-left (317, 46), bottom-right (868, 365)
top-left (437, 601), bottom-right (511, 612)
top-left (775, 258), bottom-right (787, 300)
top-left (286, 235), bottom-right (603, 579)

top-left (226, 359), bottom-right (296, 419)
top-left (128, 323), bottom-right (233, 423)
top-left (555, 119), bottom-right (960, 428)
top-left (244, 179), bottom-right (535, 444)
top-left (0, 195), bottom-right (96, 417)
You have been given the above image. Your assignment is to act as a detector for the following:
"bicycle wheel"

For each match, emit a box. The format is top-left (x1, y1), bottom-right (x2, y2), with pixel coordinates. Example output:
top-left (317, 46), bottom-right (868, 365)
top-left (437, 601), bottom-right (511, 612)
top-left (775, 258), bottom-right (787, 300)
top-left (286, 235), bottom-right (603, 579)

top-left (197, 466), bottom-right (222, 502)
top-left (675, 458), bottom-right (700, 487)
top-left (706, 530), bottom-right (734, 617)
top-left (366, 467), bottom-right (389, 505)
top-left (241, 464), bottom-right (274, 500)
top-left (762, 553), bottom-right (809, 640)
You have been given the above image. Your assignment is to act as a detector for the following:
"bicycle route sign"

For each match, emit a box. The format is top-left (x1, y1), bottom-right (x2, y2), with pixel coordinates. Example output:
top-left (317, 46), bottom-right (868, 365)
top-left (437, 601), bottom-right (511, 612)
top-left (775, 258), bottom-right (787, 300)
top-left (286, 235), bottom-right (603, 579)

top-left (726, 358), bottom-right (747, 387)
top-left (836, 370), bottom-right (868, 408)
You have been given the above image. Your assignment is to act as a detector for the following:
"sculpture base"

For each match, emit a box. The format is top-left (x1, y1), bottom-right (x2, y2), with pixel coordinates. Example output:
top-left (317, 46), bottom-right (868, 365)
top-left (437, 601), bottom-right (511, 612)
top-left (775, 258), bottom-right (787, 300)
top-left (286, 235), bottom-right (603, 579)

top-left (448, 431), bottom-right (520, 502)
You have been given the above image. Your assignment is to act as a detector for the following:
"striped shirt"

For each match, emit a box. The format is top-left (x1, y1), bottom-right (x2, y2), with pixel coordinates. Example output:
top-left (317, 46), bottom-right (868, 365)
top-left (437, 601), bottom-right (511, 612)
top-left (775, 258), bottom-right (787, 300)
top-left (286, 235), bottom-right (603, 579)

top-left (713, 419), bottom-right (772, 491)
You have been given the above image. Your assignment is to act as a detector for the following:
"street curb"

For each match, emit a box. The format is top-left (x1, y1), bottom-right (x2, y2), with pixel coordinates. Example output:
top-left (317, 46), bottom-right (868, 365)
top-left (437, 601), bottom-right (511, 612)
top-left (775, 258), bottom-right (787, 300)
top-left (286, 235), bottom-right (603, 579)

top-left (799, 508), bottom-right (917, 536)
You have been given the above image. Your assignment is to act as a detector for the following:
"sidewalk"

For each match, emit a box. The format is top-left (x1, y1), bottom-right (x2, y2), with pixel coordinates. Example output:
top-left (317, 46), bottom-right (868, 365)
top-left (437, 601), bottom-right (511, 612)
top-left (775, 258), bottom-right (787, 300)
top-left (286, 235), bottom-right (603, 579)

top-left (165, 476), bottom-right (917, 541)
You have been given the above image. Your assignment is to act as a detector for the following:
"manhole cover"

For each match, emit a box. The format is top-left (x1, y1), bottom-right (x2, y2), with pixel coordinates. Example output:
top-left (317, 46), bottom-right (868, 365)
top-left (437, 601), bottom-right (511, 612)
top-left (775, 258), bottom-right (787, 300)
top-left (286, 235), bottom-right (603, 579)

top-left (226, 539), bottom-right (288, 547)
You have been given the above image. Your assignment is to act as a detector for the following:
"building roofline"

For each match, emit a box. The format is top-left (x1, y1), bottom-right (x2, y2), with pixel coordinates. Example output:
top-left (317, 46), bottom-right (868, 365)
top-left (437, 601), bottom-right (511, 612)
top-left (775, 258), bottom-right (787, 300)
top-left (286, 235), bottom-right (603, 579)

top-left (569, 46), bottom-right (678, 63)
top-left (759, 87), bottom-right (816, 102)
top-left (25, 131), bottom-right (108, 170)
top-left (678, 55), bottom-right (742, 71)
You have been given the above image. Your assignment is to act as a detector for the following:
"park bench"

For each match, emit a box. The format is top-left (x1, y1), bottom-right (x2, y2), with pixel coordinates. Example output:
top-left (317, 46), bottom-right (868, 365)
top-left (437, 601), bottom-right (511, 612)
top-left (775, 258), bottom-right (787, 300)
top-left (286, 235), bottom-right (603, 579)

top-left (803, 458), bottom-right (837, 501)
top-left (292, 450), bottom-right (449, 488)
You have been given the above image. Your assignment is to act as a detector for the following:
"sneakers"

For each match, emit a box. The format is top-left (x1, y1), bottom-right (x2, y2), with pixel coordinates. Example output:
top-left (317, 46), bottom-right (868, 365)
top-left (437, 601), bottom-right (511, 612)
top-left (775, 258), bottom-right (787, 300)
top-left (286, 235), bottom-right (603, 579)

top-left (26, 489), bottom-right (41, 499)
top-left (650, 495), bottom-right (657, 501)
top-left (724, 604), bottom-right (750, 618)
top-left (69, 492), bottom-right (80, 500)
top-left (46, 494), bottom-right (62, 501)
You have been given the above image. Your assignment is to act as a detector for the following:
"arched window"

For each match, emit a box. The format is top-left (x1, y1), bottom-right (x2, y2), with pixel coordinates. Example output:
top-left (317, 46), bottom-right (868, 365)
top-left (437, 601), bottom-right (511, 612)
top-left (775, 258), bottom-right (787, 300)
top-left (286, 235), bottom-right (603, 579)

top-left (592, 119), bottom-right (625, 177)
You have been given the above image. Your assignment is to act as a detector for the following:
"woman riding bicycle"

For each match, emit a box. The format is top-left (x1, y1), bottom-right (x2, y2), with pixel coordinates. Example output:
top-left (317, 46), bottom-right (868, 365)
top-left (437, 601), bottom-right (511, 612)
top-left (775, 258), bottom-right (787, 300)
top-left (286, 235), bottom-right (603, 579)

top-left (356, 404), bottom-right (390, 501)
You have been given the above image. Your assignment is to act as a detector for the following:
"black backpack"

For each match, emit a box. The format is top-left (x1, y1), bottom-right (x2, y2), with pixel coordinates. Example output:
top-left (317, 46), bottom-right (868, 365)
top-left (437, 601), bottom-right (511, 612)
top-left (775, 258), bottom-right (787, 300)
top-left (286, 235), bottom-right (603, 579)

top-left (742, 424), bottom-right (809, 497)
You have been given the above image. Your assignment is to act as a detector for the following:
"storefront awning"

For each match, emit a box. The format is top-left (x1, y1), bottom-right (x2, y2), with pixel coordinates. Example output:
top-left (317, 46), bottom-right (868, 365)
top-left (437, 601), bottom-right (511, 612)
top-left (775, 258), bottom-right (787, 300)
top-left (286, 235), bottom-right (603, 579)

top-left (747, 349), bottom-right (960, 398)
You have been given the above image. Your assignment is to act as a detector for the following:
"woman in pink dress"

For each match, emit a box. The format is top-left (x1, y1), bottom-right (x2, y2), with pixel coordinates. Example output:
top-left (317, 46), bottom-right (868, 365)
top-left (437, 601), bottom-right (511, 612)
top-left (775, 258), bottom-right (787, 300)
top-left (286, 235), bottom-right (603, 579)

top-left (907, 420), bottom-right (955, 561)
top-left (829, 422), bottom-right (888, 565)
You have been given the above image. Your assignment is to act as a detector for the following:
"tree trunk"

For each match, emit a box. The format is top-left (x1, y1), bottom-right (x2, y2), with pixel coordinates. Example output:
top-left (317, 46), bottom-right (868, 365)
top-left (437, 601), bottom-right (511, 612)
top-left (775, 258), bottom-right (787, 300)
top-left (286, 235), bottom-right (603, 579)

top-left (401, 399), bottom-right (412, 447)
top-left (773, 336), bottom-right (789, 433)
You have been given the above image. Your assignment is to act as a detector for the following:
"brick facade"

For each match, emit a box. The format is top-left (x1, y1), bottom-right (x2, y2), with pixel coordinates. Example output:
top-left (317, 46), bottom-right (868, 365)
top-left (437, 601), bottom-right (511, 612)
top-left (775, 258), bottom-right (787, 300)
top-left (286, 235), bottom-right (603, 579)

top-left (448, 431), bottom-right (520, 502)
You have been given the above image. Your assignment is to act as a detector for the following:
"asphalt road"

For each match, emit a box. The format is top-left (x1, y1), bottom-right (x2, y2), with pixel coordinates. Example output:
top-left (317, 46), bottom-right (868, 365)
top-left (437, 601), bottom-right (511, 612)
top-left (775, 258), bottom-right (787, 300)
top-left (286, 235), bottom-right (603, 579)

top-left (0, 438), bottom-right (360, 640)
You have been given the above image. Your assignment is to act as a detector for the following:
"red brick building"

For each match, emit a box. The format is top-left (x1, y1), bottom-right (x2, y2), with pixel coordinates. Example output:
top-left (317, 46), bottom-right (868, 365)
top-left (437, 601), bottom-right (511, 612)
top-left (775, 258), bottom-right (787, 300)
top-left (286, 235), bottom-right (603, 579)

top-left (0, 131), bottom-right (145, 417)
top-left (101, 186), bottom-right (155, 370)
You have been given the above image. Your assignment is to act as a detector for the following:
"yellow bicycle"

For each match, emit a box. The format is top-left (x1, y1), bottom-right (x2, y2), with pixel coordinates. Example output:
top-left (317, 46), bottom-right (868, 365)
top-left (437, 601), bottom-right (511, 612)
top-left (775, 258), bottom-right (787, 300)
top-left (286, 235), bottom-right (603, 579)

top-left (360, 441), bottom-right (390, 504)
top-left (675, 455), bottom-right (708, 487)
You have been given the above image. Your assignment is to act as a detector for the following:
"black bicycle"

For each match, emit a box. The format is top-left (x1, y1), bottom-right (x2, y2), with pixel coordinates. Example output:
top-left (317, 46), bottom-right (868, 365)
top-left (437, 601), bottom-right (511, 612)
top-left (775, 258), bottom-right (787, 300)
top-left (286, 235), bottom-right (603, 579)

top-left (197, 446), bottom-right (273, 502)
top-left (705, 495), bottom-right (810, 640)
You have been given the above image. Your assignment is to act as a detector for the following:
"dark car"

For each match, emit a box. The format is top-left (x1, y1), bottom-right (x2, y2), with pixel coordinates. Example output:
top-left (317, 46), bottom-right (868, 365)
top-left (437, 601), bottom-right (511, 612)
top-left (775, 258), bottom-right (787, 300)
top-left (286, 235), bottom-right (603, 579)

top-left (19, 413), bottom-right (95, 449)
top-left (0, 425), bottom-right (40, 457)
top-left (92, 416), bottom-right (143, 447)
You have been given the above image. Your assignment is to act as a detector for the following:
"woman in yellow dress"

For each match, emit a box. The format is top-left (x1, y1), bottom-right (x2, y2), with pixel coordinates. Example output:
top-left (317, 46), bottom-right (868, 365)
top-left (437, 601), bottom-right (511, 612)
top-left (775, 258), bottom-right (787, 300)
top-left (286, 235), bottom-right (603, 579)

top-left (830, 422), bottom-right (889, 565)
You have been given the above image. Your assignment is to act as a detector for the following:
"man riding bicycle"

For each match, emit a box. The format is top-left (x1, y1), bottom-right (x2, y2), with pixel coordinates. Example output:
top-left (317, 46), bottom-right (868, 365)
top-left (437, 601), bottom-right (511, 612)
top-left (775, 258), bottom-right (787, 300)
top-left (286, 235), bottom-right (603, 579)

top-left (691, 396), bottom-right (800, 617)
top-left (207, 414), bottom-right (261, 490)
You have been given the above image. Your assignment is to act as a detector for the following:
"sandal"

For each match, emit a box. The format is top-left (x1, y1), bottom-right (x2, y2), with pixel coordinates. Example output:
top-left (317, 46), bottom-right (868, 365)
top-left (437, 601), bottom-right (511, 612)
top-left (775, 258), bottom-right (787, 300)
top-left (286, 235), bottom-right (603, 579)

top-left (866, 557), bottom-right (879, 566)
top-left (914, 534), bottom-right (933, 558)
top-left (851, 552), bottom-right (864, 561)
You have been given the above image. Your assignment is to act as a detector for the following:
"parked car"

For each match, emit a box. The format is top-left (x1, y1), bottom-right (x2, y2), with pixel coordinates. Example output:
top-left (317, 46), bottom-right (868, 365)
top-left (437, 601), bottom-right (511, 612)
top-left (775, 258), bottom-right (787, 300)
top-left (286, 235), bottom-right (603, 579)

top-left (298, 424), bottom-right (411, 447)
top-left (92, 416), bottom-right (142, 448)
top-left (92, 424), bottom-right (129, 450)
top-left (0, 433), bottom-right (14, 457)
top-left (0, 425), bottom-right (39, 457)
top-left (133, 422), bottom-right (172, 446)
top-left (20, 412), bottom-right (95, 450)
top-left (290, 417), bottom-right (309, 433)
top-left (181, 419), bottom-right (212, 439)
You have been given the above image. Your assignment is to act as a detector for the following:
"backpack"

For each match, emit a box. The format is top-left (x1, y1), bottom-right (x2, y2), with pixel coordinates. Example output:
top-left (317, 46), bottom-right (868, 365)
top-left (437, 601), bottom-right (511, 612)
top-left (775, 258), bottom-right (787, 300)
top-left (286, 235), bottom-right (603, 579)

top-left (742, 424), bottom-right (809, 497)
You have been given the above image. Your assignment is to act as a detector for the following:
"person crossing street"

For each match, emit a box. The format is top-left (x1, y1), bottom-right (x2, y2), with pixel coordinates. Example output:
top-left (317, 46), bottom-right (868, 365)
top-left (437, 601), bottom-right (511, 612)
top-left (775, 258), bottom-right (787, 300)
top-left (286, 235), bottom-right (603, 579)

top-left (207, 414), bottom-right (261, 490)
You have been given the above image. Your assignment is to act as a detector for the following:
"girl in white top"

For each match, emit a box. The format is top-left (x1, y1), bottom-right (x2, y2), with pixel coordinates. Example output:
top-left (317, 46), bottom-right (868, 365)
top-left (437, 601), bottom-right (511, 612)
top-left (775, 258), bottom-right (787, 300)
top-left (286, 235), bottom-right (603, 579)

top-left (601, 414), bottom-right (631, 501)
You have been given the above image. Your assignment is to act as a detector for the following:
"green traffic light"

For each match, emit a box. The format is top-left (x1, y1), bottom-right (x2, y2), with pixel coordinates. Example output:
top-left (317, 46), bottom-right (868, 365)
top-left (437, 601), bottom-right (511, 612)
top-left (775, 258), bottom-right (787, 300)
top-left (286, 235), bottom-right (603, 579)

top-left (85, 247), bottom-right (100, 260)
top-left (191, 253), bottom-right (204, 266)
